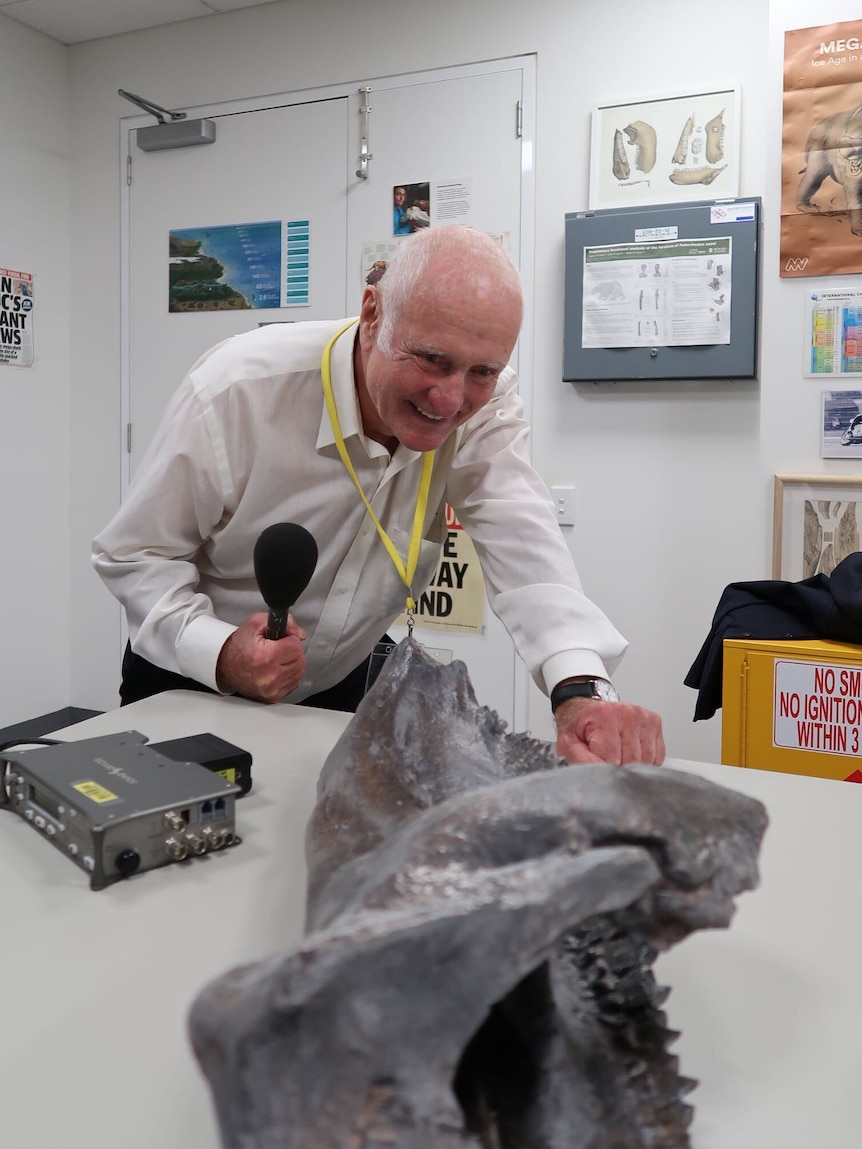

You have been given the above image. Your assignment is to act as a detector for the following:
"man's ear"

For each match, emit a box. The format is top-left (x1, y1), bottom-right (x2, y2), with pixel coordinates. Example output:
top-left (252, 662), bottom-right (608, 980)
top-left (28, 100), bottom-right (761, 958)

top-left (358, 286), bottom-right (381, 345)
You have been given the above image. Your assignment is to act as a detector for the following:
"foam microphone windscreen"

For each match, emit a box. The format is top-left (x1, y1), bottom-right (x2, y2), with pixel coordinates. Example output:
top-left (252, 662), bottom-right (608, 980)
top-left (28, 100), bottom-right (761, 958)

top-left (253, 523), bottom-right (318, 639)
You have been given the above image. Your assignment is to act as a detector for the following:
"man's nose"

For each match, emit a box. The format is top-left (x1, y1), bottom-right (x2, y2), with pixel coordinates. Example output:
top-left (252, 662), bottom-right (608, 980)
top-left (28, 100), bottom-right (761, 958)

top-left (427, 373), bottom-right (466, 416)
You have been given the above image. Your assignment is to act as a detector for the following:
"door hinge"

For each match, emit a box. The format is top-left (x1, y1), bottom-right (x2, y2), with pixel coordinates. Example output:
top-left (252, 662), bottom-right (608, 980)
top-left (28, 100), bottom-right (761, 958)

top-left (127, 154), bottom-right (132, 186)
top-left (516, 99), bottom-right (523, 139)
top-left (126, 423), bottom-right (132, 453)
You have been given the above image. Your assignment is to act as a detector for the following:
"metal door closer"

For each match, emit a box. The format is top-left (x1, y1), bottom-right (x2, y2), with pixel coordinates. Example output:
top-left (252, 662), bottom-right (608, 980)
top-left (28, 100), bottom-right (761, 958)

top-left (0, 730), bottom-right (252, 890)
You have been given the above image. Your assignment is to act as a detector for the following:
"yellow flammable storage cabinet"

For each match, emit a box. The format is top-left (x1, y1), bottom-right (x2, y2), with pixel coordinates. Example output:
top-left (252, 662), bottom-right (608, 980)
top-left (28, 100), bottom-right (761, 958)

top-left (721, 637), bottom-right (862, 782)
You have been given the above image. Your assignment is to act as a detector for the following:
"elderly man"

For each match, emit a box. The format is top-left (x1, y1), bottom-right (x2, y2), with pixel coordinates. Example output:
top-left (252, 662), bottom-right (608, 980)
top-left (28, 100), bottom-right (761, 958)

top-left (93, 226), bottom-right (664, 766)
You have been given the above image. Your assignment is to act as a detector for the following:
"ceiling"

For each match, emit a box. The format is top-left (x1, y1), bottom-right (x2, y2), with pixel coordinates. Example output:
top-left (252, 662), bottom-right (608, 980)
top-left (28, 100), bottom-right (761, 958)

top-left (0, 0), bottom-right (282, 45)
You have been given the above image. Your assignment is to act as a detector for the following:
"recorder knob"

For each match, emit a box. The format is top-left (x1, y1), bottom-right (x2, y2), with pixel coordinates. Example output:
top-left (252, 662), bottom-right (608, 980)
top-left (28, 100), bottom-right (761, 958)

top-left (115, 849), bottom-right (141, 876)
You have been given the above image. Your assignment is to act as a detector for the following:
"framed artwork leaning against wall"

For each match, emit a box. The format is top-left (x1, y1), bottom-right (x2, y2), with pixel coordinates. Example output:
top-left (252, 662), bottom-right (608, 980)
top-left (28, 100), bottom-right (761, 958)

top-left (773, 473), bottom-right (862, 580)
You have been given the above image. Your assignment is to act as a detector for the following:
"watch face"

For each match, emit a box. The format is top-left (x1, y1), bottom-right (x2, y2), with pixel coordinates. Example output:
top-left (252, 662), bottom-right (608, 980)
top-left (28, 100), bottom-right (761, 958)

top-left (592, 678), bottom-right (621, 703)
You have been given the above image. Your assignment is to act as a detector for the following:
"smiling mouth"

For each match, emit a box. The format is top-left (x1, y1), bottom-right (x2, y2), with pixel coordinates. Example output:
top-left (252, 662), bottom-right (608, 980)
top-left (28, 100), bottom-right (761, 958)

top-left (411, 402), bottom-right (444, 421)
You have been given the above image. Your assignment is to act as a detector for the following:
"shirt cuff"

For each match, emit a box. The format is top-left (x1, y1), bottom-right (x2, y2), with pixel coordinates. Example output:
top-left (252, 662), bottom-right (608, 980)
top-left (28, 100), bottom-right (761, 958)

top-left (177, 613), bottom-right (239, 693)
top-left (540, 651), bottom-right (614, 698)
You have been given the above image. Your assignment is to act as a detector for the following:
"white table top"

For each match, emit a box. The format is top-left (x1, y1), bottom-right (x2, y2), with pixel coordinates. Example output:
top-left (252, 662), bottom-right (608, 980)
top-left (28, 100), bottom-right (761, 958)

top-left (2, 690), bottom-right (861, 1148)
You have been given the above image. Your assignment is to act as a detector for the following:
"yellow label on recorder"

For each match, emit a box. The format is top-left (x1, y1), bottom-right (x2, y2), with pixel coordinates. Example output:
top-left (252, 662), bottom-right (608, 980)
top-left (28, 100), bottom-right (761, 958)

top-left (73, 780), bottom-right (119, 804)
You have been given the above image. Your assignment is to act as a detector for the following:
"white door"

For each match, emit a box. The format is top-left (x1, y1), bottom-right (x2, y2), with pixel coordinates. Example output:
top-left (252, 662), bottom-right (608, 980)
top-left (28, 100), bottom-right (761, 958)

top-left (123, 60), bottom-right (534, 725)
top-left (125, 96), bottom-right (350, 477)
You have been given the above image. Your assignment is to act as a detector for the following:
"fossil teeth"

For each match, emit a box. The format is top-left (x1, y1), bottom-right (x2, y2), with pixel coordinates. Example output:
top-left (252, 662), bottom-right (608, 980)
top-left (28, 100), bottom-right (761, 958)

top-left (612, 128), bottom-right (631, 181)
top-left (672, 114), bottom-right (694, 165)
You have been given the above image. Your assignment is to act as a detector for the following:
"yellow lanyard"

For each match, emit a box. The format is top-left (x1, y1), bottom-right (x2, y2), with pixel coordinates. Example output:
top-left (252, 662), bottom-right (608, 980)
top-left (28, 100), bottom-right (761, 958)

top-left (320, 321), bottom-right (435, 629)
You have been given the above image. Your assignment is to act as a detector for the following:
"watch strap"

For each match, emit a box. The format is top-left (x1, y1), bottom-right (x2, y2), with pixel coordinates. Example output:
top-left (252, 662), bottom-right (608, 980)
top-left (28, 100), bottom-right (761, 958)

top-left (550, 677), bottom-right (620, 712)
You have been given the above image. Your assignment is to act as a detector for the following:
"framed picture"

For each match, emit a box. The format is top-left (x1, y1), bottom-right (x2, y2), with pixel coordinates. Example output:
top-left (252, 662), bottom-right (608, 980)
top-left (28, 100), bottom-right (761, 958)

top-left (822, 391), bottom-right (862, 458)
top-left (589, 86), bottom-right (740, 210)
top-left (773, 473), bottom-right (862, 580)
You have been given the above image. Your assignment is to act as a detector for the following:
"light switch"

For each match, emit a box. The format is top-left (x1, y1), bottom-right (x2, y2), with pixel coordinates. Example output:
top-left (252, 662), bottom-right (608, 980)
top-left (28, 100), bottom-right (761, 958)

top-left (550, 485), bottom-right (575, 527)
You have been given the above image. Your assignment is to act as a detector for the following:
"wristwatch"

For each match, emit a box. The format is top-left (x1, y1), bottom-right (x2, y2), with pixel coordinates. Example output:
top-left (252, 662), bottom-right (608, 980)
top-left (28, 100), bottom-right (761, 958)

top-left (550, 677), bottom-right (621, 713)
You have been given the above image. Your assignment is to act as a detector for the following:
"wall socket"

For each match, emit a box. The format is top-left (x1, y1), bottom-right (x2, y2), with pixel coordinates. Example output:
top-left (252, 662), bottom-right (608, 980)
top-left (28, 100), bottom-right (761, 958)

top-left (550, 485), bottom-right (575, 527)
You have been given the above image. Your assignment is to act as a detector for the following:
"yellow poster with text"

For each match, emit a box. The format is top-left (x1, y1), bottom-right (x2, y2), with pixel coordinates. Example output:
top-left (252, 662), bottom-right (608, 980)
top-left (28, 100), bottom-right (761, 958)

top-left (397, 506), bottom-right (485, 634)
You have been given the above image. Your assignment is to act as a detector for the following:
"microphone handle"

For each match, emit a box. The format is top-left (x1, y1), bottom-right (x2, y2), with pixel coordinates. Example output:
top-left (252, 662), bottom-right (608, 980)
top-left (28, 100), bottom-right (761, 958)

top-left (266, 608), bottom-right (289, 641)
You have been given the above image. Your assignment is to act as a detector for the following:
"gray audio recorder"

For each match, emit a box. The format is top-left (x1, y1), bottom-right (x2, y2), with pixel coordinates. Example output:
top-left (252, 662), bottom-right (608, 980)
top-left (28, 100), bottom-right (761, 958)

top-left (1, 730), bottom-right (241, 890)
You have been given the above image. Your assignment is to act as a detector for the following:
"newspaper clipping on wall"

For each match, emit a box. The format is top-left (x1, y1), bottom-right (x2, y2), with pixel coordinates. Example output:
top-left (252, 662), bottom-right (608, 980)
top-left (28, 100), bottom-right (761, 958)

top-left (0, 268), bottom-right (34, 367)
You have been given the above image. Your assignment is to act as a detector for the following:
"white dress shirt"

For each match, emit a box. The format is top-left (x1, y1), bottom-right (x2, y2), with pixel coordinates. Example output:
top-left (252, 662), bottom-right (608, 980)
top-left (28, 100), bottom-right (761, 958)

top-left (92, 319), bottom-right (627, 700)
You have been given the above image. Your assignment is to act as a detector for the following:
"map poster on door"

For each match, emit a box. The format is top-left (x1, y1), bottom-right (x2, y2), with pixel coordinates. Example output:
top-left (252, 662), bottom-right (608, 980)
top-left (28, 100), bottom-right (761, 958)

top-left (168, 219), bottom-right (310, 311)
top-left (0, 267), bottom-right (34, 367)
top-left (396, 506), bottom-right (486, 634)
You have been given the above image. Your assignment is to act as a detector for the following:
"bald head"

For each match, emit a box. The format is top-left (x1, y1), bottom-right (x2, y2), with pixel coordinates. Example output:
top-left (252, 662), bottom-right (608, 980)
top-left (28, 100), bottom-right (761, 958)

top-left (375, 226), bottom-right (523, 356)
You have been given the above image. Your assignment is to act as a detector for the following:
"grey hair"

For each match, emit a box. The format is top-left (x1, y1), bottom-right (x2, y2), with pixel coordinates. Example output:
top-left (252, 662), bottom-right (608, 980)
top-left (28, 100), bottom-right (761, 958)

top-left (375, 226), bottom-right (523, 356)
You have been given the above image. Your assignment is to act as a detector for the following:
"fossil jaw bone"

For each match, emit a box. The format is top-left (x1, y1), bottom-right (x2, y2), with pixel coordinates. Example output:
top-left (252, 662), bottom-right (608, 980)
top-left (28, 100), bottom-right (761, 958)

top-left (671, 114), bottom-right (694, 165)
top-left (623, 120), bottom-right (657, 173)
top-left (705, 108), bottom-right (726, 164)
top-left (187, 639), bottom-right (767, 1149)
top-left (669, 164), bottom-right (727, 186)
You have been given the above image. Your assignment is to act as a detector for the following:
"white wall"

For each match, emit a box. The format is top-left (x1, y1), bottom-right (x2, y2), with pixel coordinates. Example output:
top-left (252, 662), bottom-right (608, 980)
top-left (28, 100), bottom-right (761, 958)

top-left (14, 0), bottom-right (844, 762)
top-left (0, 19), bottom-right (70, 727)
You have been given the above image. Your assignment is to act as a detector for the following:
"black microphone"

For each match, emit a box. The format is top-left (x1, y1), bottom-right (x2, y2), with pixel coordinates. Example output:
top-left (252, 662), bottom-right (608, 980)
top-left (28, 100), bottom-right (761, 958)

top-left (253, 523), bottom-right (318, 640)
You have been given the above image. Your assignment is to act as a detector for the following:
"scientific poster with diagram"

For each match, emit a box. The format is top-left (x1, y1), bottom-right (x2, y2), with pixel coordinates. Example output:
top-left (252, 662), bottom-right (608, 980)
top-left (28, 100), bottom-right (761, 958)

top-left (0, 268), bottom-right (34, 366)
top-left (782, 22), bottom-right (862, 277)
top-left (582, 237), bottom-right (731, 348)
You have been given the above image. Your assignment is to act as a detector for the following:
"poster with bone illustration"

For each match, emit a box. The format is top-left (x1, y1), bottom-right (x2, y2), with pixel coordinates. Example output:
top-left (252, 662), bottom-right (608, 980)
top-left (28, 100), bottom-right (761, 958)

top-left (782, 22), bottom-right (862, 277)
top-left (589, 88), bottom-right (740, 211)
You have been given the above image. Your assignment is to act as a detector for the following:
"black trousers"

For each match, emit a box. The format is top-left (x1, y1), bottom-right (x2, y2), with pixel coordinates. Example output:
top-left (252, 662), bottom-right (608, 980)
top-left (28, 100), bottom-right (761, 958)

top-left (120, 640), bottom-right (390, 714)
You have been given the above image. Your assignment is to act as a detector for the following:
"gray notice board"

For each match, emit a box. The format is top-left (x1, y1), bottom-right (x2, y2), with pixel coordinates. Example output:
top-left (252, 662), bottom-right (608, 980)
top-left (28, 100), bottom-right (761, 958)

top-left (563, 197), bottom-right (761, 382)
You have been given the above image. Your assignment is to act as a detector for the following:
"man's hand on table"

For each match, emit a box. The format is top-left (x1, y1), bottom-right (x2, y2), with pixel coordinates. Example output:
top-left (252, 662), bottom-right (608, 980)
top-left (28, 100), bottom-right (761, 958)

top-left (554, 696), bottom-right (666, 766)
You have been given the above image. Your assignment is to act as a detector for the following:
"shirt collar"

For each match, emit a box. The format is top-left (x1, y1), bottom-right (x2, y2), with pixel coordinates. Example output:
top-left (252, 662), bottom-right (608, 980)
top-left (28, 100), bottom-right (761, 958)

top-left (316, 319), bottom-right (361, 451)
top-left (315, 318), bottom-right (420, 466)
